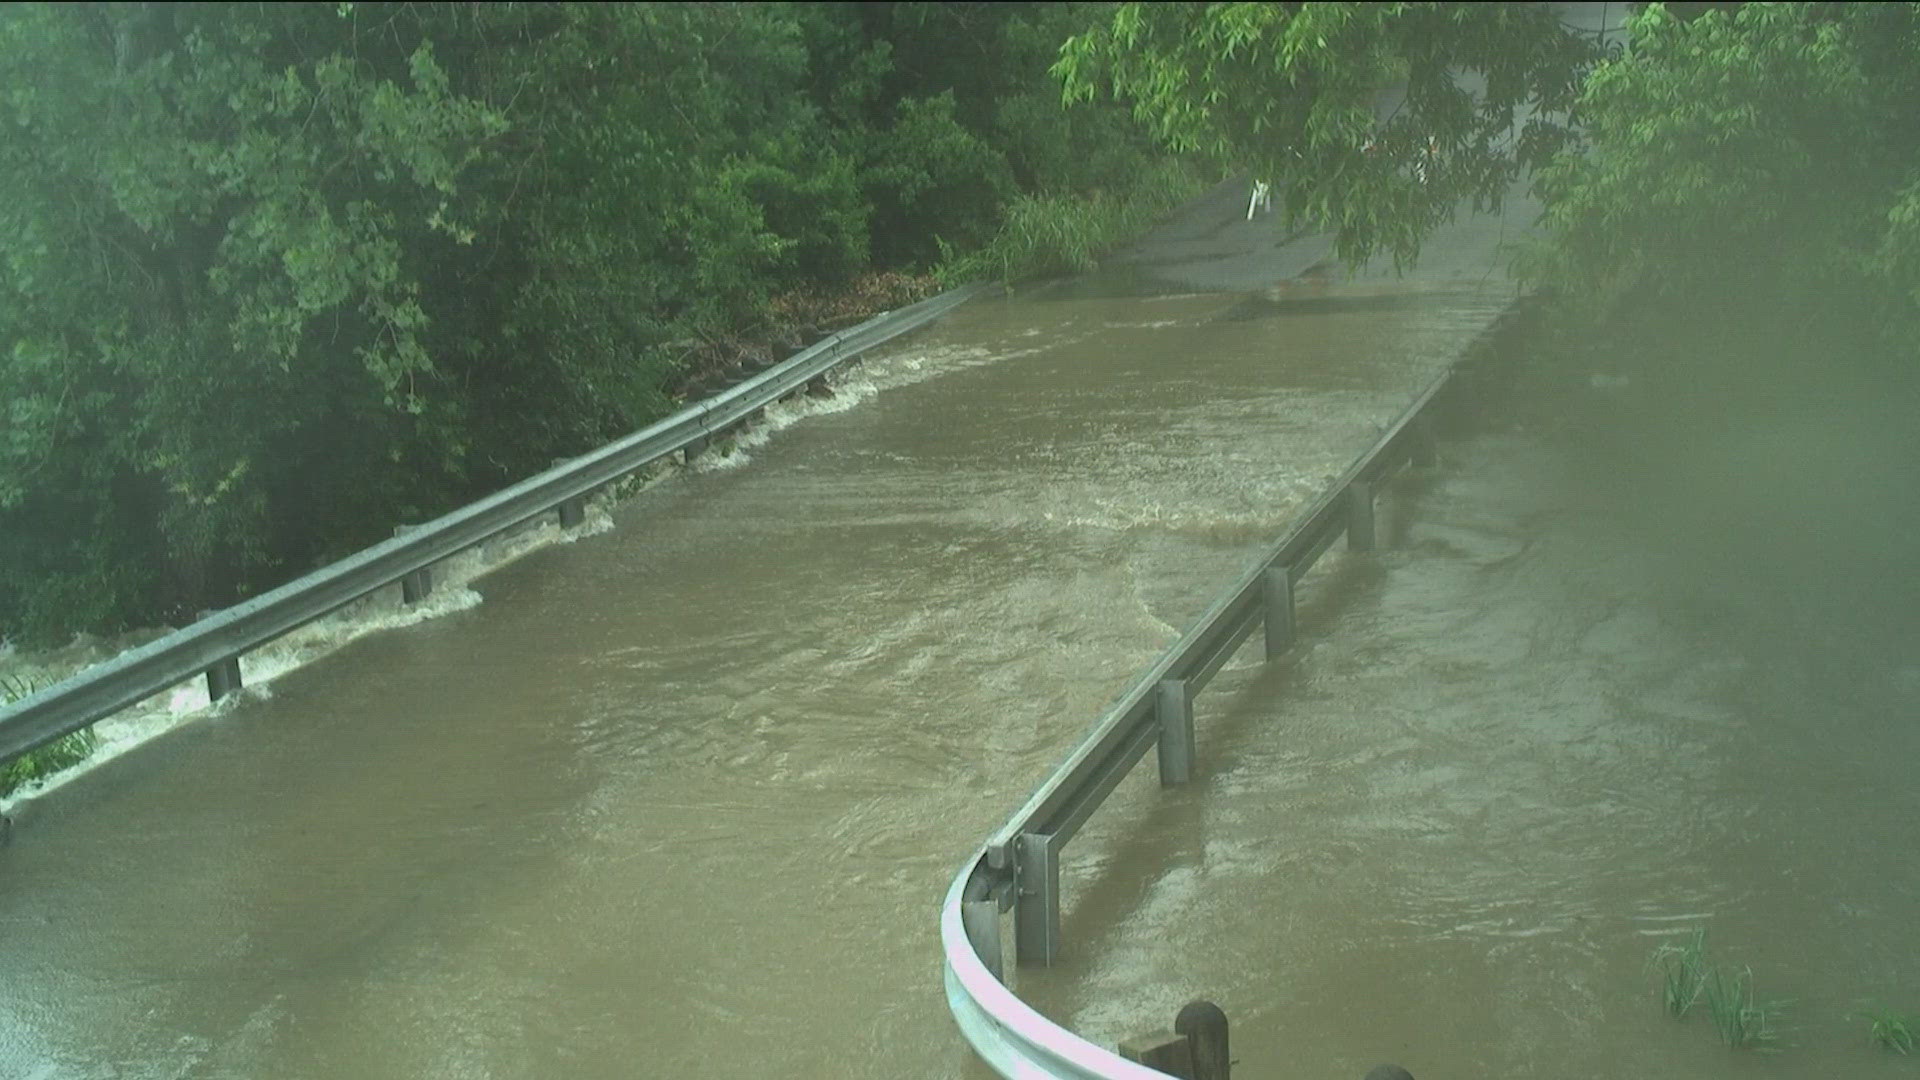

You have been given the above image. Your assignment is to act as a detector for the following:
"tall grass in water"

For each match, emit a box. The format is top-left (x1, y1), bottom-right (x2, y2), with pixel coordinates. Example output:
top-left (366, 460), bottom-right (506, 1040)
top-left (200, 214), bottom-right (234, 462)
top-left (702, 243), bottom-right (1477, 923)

top-left (0, 675), bottom-right (97, 798)
top-left (1851, 1007), bottom-right (1917, 1054)
top-left (1701, 965), bottom-right (1780, 1049)
top-left (1649, 927), bottom-right (1709, 1018)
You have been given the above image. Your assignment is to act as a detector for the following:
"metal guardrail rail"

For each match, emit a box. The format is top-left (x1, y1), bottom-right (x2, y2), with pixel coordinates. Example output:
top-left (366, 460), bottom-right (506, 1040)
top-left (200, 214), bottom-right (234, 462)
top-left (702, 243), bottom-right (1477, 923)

top-left (0, 284), bottom-right (987, 767)
top-left (940, 302), bottom-right (1521, 1076)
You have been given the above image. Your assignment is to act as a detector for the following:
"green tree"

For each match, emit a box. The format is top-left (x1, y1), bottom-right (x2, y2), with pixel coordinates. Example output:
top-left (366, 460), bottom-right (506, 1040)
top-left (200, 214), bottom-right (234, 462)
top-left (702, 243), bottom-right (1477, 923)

top-left (1534, 2), bottom-right (1920, 380)
top-left (0, 3), bottom-right (504, 636)
top-left (0, 1), bottom-right (1198, 647)
top-left (1053, 2), bottom-right (1597, 266)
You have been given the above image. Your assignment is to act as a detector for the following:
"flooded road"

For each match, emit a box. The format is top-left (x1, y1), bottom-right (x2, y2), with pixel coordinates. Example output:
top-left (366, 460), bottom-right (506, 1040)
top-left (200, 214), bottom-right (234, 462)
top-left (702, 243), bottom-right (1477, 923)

top-left (1021, 398), bottom-right (1920, 1079)
top-left (0, 208), bottom-right (1519, 1080)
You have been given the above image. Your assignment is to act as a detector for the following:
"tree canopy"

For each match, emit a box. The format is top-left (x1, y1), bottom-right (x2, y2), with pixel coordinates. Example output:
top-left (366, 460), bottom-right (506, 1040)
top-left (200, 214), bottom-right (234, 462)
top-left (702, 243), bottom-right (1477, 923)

top-left (1535, 2), bottom-right (1920, 386)
top-left (0, 2), bottom-right (1191, 646)
top-left (1053, 1), bottom-right (1598, 266)
top-left (1056, 1), bottom-right (1920, 370)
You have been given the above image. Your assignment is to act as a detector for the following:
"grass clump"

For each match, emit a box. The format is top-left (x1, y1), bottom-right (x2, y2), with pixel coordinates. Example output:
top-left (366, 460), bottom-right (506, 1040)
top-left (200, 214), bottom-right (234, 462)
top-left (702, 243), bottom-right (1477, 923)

top-left (1648, 926), bottom-right (1784, 1050)
top-left (1701, 964), bottom-right (1780, 1049)
top-left (1649, 926), bottom-right (1710, 1018)
top-left (939, 159), bottom-right (1205, 286)
top-left (0, 674), bottom-right (97, 798)
top-left (1851, 1007), bottom-right (1917, 1055)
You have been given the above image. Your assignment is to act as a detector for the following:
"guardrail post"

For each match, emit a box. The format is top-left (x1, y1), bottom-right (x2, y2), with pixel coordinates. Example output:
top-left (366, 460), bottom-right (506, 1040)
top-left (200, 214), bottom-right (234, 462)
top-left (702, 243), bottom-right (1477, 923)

top-left (1408, 414), bottom-right (1438, 468)
top-left (400, 567), bottom-right (433, 605)
top-left (1157, 678), bottom-right (1195, 785)
top-left (806, 376), bottom-right (833, 398)
top-left (551, 459), bottom-right (587, 528)
top-left (1347, 481), bottom-right (1376, 552)
top-left (1014, 832), bottom-right (1060, 965)
top-left (683, 433), bottom-right (711, 463)
top-left (1176, 1001), bottom-right (1231, 1080)
top-left (206, 657), bottom-right (242, 701)
top-left (394, 526), bottom-right (433, 603)
top-left (1263, 567), bottom-right (1295, 661)
top-left (961, 897), bottom-right (1004, 982)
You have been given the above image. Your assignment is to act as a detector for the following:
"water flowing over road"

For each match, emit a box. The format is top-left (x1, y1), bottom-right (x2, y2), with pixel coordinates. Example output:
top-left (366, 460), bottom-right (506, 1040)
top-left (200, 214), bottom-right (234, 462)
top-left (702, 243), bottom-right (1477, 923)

top-left (0, 175), bottom-right (1526, 1079)
top-left (1018, 379), bottom-right (1920, 1075)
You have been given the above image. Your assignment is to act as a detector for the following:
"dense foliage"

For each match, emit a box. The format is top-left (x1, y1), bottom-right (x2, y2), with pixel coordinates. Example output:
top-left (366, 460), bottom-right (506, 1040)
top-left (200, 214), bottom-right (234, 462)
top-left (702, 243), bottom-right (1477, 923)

top-left (1057, 1), bottom-right (1920, 360)
top-left (1534, 2), bottom-right (1920, 392)
top-left (1054, 1), bottom-right (1598, 267)
top-left (0, 2), bottom-right (1189, 646)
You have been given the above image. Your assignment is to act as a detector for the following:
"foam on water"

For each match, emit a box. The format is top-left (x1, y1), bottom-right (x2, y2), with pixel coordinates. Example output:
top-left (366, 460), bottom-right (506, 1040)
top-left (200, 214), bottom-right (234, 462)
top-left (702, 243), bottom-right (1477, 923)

top-left (2, 340), bottom-right (985, 811)
top-left (0, 482), bottom-right (637, 811)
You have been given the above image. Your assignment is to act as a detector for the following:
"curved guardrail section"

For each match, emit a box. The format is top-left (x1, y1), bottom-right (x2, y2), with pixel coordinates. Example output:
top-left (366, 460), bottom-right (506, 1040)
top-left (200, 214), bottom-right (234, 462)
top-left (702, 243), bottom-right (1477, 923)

top-left (943, 854), bottom-right (1174, 1080)
top-left (941, 300), bottom-right (1524, 1076)
top-left (0, 284), bottom-right (988, 767)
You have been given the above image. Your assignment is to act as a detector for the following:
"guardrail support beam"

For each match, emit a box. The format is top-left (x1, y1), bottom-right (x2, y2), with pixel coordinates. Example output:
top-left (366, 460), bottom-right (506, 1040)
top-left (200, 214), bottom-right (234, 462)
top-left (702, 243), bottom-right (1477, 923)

top-left (806, 376), bottom-right (833, 398)
top-left (1409, 415), bottom-right (1438, 468)
top-left (400, 567), bottom-right (433, 604)
top-left (1014, 832), bottom-right (1061, 965)
top-left (1157, 678), bottom-right (1195, 786)
top-left (683, 433), bottom-right (710, 463)
top-left (961, 898), bottom-right (1004, 983)
top-left (550, 459), bottom-right (588, 528)
top-left (206, 658), bottom-right (242, 701)
top-left (1263, 567), bottom-right (1295, 661)
top-left (394, 525), bottom-right (433, 602)
top-left (1347, 481), bottom-right (1376, 552)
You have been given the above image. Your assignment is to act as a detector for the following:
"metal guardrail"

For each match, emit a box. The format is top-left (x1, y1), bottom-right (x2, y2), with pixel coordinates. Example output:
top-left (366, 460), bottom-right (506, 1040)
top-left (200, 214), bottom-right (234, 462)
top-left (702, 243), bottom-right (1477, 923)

top-left (0, 284), bottom-right (987, 767)
top-left (940, 307), bottom-right (1515, 1076)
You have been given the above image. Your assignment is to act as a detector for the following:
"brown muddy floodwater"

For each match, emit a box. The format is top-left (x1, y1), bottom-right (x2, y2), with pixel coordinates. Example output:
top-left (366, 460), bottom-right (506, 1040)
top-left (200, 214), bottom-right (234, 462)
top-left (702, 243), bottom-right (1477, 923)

top-left (0, 274), bottom-right (1513, 1079)
top-left (1018, 402), bottom-right (1920, 1079)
